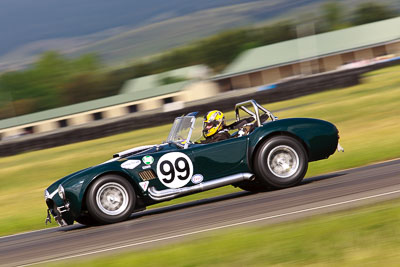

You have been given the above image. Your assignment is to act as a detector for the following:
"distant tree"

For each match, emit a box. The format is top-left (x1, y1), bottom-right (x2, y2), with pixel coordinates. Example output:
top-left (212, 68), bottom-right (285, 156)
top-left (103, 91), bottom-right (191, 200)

top-left (61, 73), bottom-right (116, 105)
top-left (352, 2), bottom-right (396, 25)
top-left (72, 53), bottom-right (101, 73)
top-left (196, 29), bottom-right (250, 71)
top-left (0, 51), bottom-right (106, 117)
top-left (129, 61), bottom-right (158, 77)
top-left (0, 72), bottom-right (41, 118)
top-left (61, 74), bottom-right (96, 105)
top-left (0, 71), bottom-right (35, 101)
top-left (34, 51), bottom-right (71, 82)
top-left (8, 99), bottom-right (37, 117)
top-left (30, 51), bottom-right (71, 109)
top-left (157, 49), bottom-right (193, 72)
top-left (257, 21), bottom-right (296, 45)
top-left (321, 1), bottom-right (346, 30)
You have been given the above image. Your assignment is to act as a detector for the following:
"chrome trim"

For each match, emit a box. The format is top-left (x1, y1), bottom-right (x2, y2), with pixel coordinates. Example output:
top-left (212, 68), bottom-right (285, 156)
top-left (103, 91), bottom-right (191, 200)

top-left (57, 203), bottom-right (70, 214)
top-left (148, 173), bottom-right (254, 201)
top-left (54, 214), bottom-right (68, 227)
top-left (95, 182), bottom-right (129, 216)
top-left (45, 209), bottom-right (52, 225)
top-left (337, 143), bottom-right (344, 152)
top-left (184, 117), bottom-right (196, 149)
top-left (267, 145), bottom-right (299, 178)
top-left (58, 184), bottom-right (66, 201)
top-left (256, 102), bottom-right (278, 121)
top-left (111, 145), bottom-right (155, 159)
top-left (45, 204), bottom-right (70, 226)
top-left (45, 189), bottom-right (58, 200)
top-left (44, 190), bottom-right (50, 199)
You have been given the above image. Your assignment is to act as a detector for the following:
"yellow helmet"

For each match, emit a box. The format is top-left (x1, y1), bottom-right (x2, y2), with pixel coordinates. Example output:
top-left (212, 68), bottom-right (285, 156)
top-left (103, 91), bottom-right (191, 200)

top-left (203, 110), bottom-right (225, 137)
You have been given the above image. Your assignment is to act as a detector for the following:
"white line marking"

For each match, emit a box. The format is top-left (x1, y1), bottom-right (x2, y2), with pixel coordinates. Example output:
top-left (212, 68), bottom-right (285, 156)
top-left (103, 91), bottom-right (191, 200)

top-left (319, 157), bottom-right (400, 176)
top-left (0, 227), bottom-right (55, 240)
top-left (18, 189), bottom-right (400, 267)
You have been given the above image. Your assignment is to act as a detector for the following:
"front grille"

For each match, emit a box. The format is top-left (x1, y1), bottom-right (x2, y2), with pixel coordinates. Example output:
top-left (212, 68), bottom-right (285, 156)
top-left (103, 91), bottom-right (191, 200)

top-left (139, 169), bottom-right (157, 181)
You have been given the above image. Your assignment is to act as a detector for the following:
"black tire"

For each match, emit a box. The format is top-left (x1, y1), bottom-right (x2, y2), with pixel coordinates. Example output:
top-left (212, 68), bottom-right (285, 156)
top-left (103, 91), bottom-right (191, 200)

top-left (86, 174), bottom-right (136, 224)
top-left (253, 136), bottom-right (308, 189)
top-left (75, 214), bottom-right (99, 226)
top-left (235, 180), bottom-right (269, 193)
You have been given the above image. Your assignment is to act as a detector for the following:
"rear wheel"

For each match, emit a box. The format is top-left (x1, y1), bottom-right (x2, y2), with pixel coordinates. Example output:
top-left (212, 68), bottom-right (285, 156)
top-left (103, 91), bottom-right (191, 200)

top-left (253, 136), bottom-right (308, 189)
top-left (86, 174), bottom-right (136, 224)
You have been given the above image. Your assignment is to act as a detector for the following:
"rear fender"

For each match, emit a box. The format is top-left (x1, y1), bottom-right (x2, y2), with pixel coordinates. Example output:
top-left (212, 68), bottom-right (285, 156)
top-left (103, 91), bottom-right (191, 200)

top-left (248, 118), bottom-right (338, 167)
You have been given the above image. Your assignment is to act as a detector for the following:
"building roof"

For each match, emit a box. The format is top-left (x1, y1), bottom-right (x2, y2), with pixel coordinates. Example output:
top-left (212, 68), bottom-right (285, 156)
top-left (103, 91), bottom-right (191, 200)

top-left (0, 80), bottom-right (189, 130)
top-left (120, 65), bottom-right (209, 94)
top-left (214, 16), bottom-right (400, 79)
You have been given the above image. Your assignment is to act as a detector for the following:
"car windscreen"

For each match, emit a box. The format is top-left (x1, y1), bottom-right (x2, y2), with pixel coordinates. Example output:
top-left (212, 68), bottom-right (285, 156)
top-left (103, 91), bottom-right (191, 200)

top-left (166, 116), bottom-right (195, 143)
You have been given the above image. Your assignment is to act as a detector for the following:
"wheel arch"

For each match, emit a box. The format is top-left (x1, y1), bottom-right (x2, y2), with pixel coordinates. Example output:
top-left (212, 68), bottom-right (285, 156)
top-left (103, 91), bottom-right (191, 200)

top-left (249, 131), bottom-right (310, 170)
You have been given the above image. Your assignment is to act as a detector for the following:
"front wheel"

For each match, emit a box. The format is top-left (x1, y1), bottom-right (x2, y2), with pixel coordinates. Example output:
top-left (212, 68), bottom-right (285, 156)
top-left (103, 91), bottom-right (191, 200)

top-left (86, 174), bottom-right (136, 224)
top-left (253, 136), bottom-right (308, 189)
top-left (75, 214), bottom-right (99, 226)
top-left (234, 180), bottom-right (269, 193)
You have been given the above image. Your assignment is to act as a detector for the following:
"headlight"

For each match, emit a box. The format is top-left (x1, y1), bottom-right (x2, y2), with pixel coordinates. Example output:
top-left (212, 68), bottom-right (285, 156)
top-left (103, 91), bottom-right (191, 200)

top-left (58, 184), bottom-right (66, 201)
top-left (44, 190), bottom-right (50, 200)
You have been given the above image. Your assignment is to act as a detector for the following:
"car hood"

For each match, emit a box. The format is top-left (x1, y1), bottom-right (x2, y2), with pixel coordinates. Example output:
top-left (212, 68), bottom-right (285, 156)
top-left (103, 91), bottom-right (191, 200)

top-left (46, 166), bottom-right (94, 194)
top-left (46, 144), bottom-right (161, 193)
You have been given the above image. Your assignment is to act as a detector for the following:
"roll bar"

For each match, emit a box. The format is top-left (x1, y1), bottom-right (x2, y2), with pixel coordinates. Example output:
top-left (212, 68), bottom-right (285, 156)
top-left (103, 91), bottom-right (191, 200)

top-left (234, 100), bottom-right (277, 127)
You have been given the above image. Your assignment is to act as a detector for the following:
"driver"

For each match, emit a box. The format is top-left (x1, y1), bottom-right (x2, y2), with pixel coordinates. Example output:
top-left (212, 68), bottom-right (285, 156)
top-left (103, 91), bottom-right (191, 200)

top-left (200, 110), bottom-right (230, 144)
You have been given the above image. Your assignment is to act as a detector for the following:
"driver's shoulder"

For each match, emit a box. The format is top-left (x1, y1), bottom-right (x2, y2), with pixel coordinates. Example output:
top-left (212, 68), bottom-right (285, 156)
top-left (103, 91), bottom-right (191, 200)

top-left (215, 129), bottom-right (231, 139)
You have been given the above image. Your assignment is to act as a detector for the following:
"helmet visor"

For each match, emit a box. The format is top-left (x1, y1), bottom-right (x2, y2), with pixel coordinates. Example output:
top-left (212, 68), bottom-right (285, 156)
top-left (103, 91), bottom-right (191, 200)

top-left (204, 121), bottom-right (219, 130)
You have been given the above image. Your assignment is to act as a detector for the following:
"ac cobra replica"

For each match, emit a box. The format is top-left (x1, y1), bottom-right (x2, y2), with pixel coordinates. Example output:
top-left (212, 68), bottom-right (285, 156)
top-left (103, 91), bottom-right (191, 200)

top-left (45, 100), bottom-right (341, 226)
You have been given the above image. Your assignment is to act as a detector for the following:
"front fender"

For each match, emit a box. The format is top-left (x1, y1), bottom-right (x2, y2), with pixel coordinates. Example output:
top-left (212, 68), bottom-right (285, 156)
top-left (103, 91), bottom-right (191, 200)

top-left (62, 161), bottom-right (142, 217)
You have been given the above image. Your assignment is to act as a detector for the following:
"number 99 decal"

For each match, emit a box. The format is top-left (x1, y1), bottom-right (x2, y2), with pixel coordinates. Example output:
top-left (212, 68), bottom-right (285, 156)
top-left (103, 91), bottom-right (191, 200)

top-left (156, 152), bottom-right (194, 189)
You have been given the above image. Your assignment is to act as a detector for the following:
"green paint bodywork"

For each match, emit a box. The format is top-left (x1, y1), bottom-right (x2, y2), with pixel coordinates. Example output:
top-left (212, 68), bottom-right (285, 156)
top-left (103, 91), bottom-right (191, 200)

top-left (45, 116), bottom-right (338, 225)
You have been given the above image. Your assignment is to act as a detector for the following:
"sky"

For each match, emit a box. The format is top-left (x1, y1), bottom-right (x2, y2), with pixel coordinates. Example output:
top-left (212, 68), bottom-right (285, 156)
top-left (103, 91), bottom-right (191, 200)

top-left (0, 0), bottom-right (257, 56)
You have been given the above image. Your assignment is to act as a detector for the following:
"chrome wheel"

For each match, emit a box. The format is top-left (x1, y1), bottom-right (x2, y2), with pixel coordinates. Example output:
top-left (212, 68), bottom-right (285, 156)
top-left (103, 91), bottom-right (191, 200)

top-left (96, 182), bottom-right (129, 216)
top-left (267, 145), bottom-right (299, 178)
top-left (254, 136), bottom-right (308, 189)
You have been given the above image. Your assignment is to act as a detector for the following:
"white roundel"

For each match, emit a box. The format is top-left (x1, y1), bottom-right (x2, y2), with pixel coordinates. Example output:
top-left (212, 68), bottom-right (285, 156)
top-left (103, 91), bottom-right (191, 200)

top-left (156, 152), bottom-right (193, 189)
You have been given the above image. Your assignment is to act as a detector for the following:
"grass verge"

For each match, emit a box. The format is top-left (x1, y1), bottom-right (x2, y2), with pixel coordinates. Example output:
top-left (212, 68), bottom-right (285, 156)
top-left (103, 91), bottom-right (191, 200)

top-left (1, 65), bottom-right (400, 236)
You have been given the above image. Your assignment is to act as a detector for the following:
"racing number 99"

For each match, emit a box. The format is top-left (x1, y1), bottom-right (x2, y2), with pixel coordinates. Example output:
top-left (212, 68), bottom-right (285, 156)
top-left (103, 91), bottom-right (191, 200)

top-left (159, 157), bottom-right (190, 183)
top-left (157, 152), bottom-right (194, 188)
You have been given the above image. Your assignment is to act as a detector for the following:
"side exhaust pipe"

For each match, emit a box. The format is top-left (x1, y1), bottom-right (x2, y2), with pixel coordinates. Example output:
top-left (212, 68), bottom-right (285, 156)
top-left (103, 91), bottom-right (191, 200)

top-left (148, 173), bottom-right (254, 201)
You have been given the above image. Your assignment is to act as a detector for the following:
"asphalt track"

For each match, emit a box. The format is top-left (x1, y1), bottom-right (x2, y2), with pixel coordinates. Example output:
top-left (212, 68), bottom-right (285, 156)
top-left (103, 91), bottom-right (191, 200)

top-left (1, 159), bottom-right (400, 267)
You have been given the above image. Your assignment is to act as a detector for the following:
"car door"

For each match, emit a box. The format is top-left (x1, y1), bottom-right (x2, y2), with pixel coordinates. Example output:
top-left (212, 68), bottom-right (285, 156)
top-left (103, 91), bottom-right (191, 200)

top-left (189, 136), bottom-right (249, 181)
top-left (147, 146), bottom-right (195, 190)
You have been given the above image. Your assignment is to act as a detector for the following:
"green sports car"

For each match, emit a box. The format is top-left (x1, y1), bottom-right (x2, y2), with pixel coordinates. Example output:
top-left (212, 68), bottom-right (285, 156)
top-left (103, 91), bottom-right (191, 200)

top-left (45, 100), bottom-right (341, 226)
